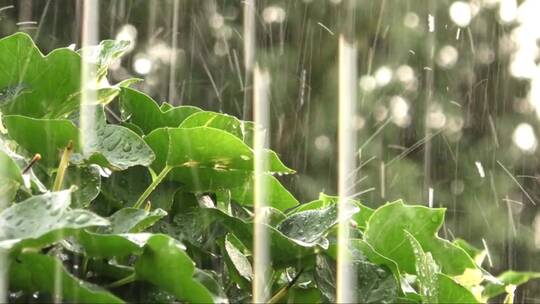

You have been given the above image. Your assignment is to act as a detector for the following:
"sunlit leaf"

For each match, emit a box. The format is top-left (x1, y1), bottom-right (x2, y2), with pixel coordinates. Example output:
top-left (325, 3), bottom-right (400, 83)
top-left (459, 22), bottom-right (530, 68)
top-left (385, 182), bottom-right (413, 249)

top-left (0, 33), bottom-right (83, 118)
top-left (364, 201), bottom-right (476, 276)
top-left (119, 87), bottom-right (201, 134)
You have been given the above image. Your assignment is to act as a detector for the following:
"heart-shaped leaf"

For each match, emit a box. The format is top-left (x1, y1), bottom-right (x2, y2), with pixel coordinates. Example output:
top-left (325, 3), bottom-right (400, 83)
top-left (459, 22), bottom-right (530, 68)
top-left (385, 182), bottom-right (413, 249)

top-left (363, 201), bottom-right (476, 276)
top-left (119, 87), bottom-right (201, 134)
top-left (0, 33), bottom-right (83, 118)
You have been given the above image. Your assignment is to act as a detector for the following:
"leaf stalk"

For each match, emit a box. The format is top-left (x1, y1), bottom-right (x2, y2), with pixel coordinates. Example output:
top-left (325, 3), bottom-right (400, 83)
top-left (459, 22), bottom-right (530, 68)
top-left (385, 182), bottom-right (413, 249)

top-left (133, 166), bottom-right (172, 209)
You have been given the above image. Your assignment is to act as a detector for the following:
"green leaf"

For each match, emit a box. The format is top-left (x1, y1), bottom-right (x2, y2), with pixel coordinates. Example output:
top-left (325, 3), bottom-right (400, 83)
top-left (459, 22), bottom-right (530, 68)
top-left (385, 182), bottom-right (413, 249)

top-left (405, 230), bottom-right (439, 303)
top-left (224, 234), bottom-right (253, 284)
top-left (0, 149), bottom-right (23, 207)
top-left (134, 234), bottom-right (215, 303)
top-left (193, 269), bottom-right (229, 303)
top-left (453, 238), bottom-right (487, 267)
top-left (9, 252), bottom-right (124, 303)
top-left (61, 87), bottom-right (121, 117)
top-left (229, 173), bottom-right (298, 211)
top-left (103, 207), bottom-right (167, 234)
top-left (62, 165), bottom-right (101, 208)
top-left (75, 208), bottom-right (167, 257)
top-left (100, 166), bottom-right (151, 207)
top-left (4, 111), bottom-right (155, 170)
top-left (3, 115), bottom-right (78, 167)
top-left (483, 271), bottom-right (540, 299)
top-left (314, 253), bottom-right (398, 303)
top-left (286, 288), bottom-right (322, 304)
top-left (119, 87), bottom-right (201, 134)
top-left (363, 201), bottom-right (476, 276)
top-left (172, 207), bottom-right (312, 267)
top-left (145, 126), bottom-right (292, 173)
top-left (79, 106), bottom-right (155, 170)
top-left (78, 40), bottom-right (130, 80)
top-left (276, 202), bottom-right (358, 248)
top-left (0, 190), bottom-right (109, 251)
top-left (179, 111), bottom-right (254, 145)
top-left (291, 193), bottom-right (373, 230)
top-left (100, 166), bottom-right (180, 210)
top-left (321, 193), bottom-right (374, 230)
top-left (0, 33), bottom-right (83, 118)
top-left (437, 273), bottom-right (480, 303)
top-left (75, 231), bottom-right (150, 258)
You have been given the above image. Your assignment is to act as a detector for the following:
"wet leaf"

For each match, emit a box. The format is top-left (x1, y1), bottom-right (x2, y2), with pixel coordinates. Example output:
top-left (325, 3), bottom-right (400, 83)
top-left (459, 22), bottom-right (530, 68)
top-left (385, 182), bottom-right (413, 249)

top-left (62, 165), bottom-right (101, 208)
top-left (276, 202), bottom-right (358, 247)
top-left (0, 33), bottom-right (83, 118)
top-left (0, 191), bottom-right (108, 251)
top-left (9, 252), bottom-right (123, 303)
top-left (193, 269), bottom-right (229, 303)
top-left (119, 87), bottom-right (201, 134)
top-left (103, 207), bottom-right (167, 234)
top-left (4, 111), bottom-right (154, 171)
top-left (78, 40), bottom-right (130, 80)
top-left (364, 201), bottom-right (476, 276)
top-left (145, 126), bottom-right (292, 174)
top-left (179, 111), bottom-right (254, 145)
top-left (405, 230), bottom-right (439, 303)
top-left (79, 106), bottom-right (155, 170)
top-left (134, 234), bottom-right (215, 303)
top-left (75, 231), bottom-right (151, 258)
top-left (3, 115), bottom-right (79, 167)
top-left (229, 173), bottom-right (298, 211)
top-left (224, 234), bottom-right (253, 283)
top-left (172, 207), bottom-right (313, 267)
top-left (314, 253), bottom-right (398, 304)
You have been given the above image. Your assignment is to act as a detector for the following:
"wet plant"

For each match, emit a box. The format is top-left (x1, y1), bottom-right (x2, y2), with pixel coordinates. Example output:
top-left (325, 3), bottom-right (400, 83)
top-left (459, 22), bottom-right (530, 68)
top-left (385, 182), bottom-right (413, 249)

top-left (0, 32), bottom-right (538, 303)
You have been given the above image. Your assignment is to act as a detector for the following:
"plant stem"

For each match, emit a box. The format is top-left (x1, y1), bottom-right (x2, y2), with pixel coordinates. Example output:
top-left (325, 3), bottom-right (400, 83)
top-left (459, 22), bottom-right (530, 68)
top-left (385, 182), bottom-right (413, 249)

top-left (133, 166), bottom-right (172, 209)
top-left (53, 141), bottom-right (73, 191)
top-left (105, 273), bottom-right (136, 289)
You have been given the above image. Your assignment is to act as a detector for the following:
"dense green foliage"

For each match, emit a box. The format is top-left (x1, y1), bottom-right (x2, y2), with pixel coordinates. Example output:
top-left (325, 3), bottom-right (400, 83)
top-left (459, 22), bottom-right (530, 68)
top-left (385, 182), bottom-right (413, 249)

top-left (0, 33), bottom-right (538, 303)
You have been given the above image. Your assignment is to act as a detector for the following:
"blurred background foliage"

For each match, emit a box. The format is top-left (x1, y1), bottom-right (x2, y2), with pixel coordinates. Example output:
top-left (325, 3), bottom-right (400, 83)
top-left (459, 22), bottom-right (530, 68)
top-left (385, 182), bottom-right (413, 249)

top-left (1, 0), bottom-right (539, 300)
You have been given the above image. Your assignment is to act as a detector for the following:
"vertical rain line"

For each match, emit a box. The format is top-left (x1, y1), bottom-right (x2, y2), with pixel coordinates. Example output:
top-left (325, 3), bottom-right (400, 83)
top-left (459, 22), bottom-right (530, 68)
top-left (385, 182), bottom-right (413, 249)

top-left (72, 1), bottom-right (99, 302)
top-left (336, 36), bottom-right (358, 303)
top-left (424, 0), bottom-right (436, 202)
top-left (242, 0), bottom-right (255, 120)
top-left (168, 0), bottom-right (180, 105)
top-left (253, 66), bottom-right (271, 303)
